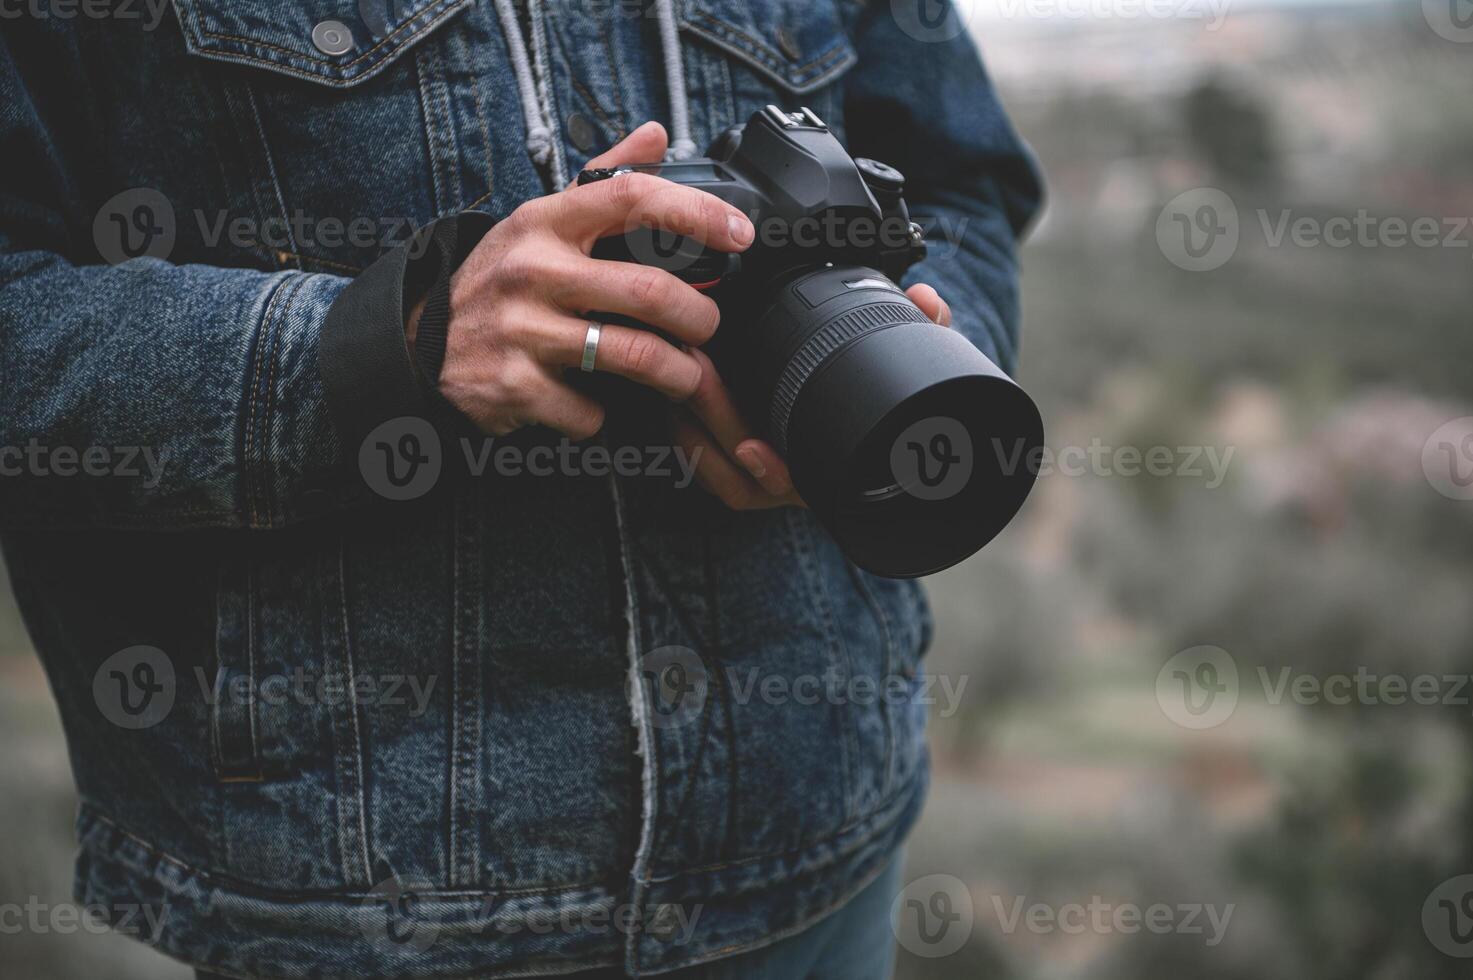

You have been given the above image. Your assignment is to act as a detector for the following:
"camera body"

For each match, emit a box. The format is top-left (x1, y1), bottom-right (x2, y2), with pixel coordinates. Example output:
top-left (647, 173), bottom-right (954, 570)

top-left (579, 104), bottom-right (927, 291)
top-left (579, 107), bottom-right (1043, 578)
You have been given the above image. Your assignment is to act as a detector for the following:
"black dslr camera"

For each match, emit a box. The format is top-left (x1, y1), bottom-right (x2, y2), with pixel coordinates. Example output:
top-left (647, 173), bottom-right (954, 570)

top-left (579, 106), bottom-right (1042, 578)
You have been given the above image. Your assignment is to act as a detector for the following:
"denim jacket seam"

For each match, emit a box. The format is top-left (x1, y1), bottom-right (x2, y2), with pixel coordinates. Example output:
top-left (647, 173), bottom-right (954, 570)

top-left (646, 853), bottom-right (897, 974)
top-left (448, 484), bottom-right (486, 888)
top-left (548, 21), bottom-right (623, 138)
top-left (452, 29), bottom-right (496, 206)
top-left (81, 803), bottom-right (623, 902)
top-left (463, 187), bottom-right (496, 212)
top-left (781, 510), bottom-right (857, 820)
top-left (685, 9), bottom-right (854, 84)
top-left (255, 281), bottom-right (295, 527)
top-left (629, 553), bottom-right (721, 862)
top-left (414, 35), bottom-right (463, 213)
top-left (643, 768), bottom-right (917, 883)
top-left (186, 0), bottom-right (464, 73)
top-left (843, 565), bottom-right (898, 799)
top-left (568, 72), bottom-right (624, 139)
top-left (242, 273), bottom-right (299, 528)
top-left (272, 249), bottom-right (364, 275)
top-left (603, 31), bottom-right (628, 133)
top-left (329, 538), bottom-right (375, 887)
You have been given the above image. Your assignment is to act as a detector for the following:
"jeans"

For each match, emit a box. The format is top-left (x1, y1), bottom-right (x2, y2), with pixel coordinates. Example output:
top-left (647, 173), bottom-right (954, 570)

top-left (196, 855), bottom-right (901, 980)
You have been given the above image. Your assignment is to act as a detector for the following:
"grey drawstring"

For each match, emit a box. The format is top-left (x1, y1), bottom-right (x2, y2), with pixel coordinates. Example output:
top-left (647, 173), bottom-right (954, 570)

top-left (526, 0), bottom-right (569, 184)
top-left (492, 0), bottom-right (555, 168)
top-left (495, 0), bottom-right (696, 175)
top-left (655, 0), bottom-right (697, 161)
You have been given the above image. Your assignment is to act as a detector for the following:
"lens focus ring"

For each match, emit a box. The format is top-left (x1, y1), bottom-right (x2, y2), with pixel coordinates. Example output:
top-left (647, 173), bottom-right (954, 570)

top-left (768, 301), bottom-right (930, 454)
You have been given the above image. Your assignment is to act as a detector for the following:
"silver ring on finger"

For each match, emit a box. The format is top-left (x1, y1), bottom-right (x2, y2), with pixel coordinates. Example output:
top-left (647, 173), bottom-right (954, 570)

top-left (580, 322), bottom-right (602, 373)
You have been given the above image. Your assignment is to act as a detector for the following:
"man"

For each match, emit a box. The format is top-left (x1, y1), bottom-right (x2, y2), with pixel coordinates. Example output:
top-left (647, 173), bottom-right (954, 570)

top-left (0, 0), bottom-right (1039, 977)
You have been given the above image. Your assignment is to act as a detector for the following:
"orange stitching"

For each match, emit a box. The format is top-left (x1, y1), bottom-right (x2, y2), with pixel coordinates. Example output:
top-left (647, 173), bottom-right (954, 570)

top-left (81, 805), bottom-right (611, 899)
top-left (463, 187), bottom-right (495, 211)
top-left (688, 9), bottom-right (852, 82)
top-left (274, 249), bottom-right (363, 275)
top-left (455, 30), bottom-right (495, 205)
top-left (605, 31), bottom-right (627, 134)
top-left (187, 0), bottom-right (467, 80)
top-left (569, 73), bottom-right (622, 136)
top-left (194, 0), bottom-right (455, 69)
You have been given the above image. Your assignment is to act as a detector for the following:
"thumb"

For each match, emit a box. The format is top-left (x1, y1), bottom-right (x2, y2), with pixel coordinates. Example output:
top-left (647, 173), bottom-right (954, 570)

top-left (906, 283), bottom-right (952, 327)
top-left (565, 121), bottom-right (669, 190)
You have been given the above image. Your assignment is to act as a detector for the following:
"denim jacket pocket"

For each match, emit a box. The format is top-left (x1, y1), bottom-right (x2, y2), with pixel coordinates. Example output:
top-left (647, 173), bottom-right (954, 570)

top-left (678, 0), bottom-right (857, 95)
top-left (171, 0), bottom-right (474, 88)
top-left (163, 0), bottom-right (485, 276)
top-left (210, 528), bottom-right (348, 783)
top-left (677, 0), bottom-right (858, 148)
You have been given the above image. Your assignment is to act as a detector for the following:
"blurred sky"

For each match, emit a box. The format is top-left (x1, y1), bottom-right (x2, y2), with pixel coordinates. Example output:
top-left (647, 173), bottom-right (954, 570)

top-left (971, 0), bottom-right (1392, 19)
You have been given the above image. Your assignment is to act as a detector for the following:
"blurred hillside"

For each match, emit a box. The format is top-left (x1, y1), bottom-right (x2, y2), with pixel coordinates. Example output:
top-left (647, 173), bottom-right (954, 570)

top-left (901, 2), bottom-right (1473, 978)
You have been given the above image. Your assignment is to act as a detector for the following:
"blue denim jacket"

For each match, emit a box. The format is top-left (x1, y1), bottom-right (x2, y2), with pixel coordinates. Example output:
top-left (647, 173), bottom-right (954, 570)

top-left (0, 1), bottom-right (1040, 976)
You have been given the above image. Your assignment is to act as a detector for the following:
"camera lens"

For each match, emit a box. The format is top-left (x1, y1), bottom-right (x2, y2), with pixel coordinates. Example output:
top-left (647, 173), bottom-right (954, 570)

top-left (718, 265), bottom-right (1044, 578)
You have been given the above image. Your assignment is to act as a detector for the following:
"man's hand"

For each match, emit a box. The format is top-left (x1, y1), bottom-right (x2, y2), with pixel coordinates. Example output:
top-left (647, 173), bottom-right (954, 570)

top-left (424, 121), bottom-right (756, 438)
top-left (675, 282), bottom-right (953, 511)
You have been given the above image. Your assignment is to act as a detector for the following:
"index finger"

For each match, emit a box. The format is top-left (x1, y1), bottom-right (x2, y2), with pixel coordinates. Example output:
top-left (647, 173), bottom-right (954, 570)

top-left (550, 172), bottom-right (755, 254)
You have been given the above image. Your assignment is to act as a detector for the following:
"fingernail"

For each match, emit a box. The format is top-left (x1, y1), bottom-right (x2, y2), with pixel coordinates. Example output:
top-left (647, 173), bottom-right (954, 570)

top-left (729, 214), bottom-right (754, 247)
top-left (736, 447), bottom-right (766, 479)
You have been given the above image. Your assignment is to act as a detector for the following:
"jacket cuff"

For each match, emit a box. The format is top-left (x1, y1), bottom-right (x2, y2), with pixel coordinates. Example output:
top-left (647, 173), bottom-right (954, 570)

top-left (316, 211), bottom-right (495, 462)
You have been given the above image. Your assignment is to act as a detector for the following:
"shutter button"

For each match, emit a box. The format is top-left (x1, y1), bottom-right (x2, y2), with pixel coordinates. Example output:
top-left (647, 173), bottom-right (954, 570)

top-left (312, 20), bottom-right (355, 56)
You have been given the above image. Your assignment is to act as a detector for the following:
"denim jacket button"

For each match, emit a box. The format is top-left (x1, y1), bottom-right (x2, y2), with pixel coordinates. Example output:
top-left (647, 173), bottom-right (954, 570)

top-left (311, 20), bottom-right (356, 56)
top-left (777, 27), bottom-right (802, 62)
top-left (647, 904), bottom-right (682, 942)
top-left (567, 113), bottom-right (597, 154)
